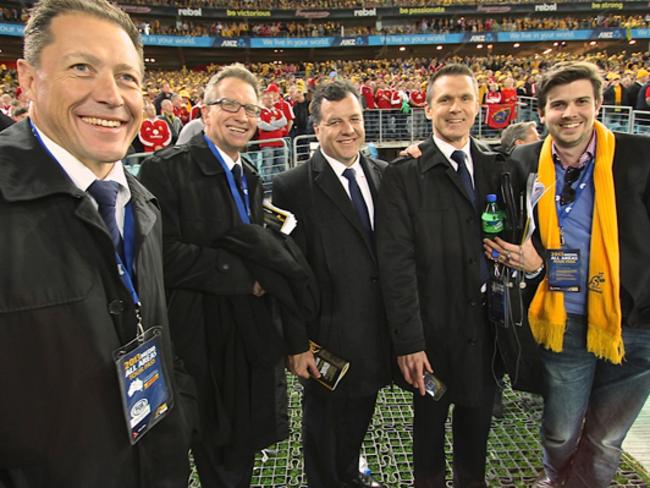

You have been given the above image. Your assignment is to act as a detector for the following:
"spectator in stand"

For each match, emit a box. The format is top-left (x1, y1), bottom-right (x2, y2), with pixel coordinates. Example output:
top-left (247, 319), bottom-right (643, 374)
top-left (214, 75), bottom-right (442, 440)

top-left (153, 80), bottom-right (173, 114)
top-left (140, 102), bottom-right (172, 152)
top-left (485, 79), bottom-right (502, 104)
top-left (268, 82), bottom-right (294, 137)
top-left (500, 77), bottom-right (518, 104)
top-left (289, 87), bottom-right (310, 138)
top-left (172, 92), bottom-right (191, 125)
top-left (258, 89), bottom-right (287, 181)
top-left (176, 101), bottom-right (205, 145)
top-left (633, 69), bottom-right (650, 110)
top-left (409, 81), bottom-right (427, 138)
top-left (0, 93), bottom-right (13, 116)
top-left (603, 72), bottom-right (629, 107)
top-left (360, 78), bottom-right (377, 110)
top-left (159, 99), bottom-right (183, 144)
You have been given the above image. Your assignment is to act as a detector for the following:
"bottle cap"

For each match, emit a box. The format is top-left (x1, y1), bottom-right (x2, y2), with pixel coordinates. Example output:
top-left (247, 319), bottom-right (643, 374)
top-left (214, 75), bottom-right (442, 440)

top-left (486, 193), bottom-right (497, 202)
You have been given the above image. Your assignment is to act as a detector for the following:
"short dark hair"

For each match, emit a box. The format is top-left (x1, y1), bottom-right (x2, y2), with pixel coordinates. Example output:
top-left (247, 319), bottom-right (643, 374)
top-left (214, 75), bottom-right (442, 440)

top-left (537, 61), bottom-right (603, 111)
top-left (426, 63), bottom-right (477, 105)
top-left (23, 0), bottom-right (143, 73)
top-left (310, 80), bottom-right (361, 125)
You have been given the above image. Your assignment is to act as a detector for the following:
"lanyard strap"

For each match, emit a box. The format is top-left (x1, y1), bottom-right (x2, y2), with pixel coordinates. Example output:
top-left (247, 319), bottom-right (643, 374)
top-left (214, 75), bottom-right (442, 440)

top-left (30, 119), bottom-right (144, 336)
top-left (556, 156), bottom-right (595, 231)
top-left (203, 134), bottom-right (251, 224)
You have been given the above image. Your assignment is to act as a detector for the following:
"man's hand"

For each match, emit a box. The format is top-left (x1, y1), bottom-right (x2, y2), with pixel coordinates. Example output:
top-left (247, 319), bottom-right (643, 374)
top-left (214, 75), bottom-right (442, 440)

top-left (252, 281), bottom-right (266, 297)
top-left (287, 350), bottom-right (321, 379)
top-left (397, 351), bottom-right (433, 396)
top-left (483, 237), bottom-right (543, 273)
top-left (399, 142), bottom-right (423, 159)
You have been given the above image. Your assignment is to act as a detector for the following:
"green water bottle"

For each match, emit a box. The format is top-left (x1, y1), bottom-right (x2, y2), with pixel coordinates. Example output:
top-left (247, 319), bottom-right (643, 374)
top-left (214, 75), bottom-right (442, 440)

top-left (482, 193), bottom-right (505, 238)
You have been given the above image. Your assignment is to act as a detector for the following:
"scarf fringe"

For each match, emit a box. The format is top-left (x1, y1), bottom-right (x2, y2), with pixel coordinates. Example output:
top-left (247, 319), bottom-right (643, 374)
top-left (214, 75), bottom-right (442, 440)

top-left (530, 317), bottom-right (566, 352)
top-left (587, 325), bottom-right (625, 364)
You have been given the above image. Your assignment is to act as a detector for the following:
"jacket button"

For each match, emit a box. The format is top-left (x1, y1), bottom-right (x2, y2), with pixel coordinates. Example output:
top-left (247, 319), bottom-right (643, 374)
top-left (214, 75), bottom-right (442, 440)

top-left (467, 339), bottom-right (477, 346)
top-left (370, 277), bottom-right (378, 283)
top-left (393, 329), bottom-right (399, 335)
top-left (221, 263), bottom-right (230, 271)
top-left (108, 299), bottom-right (124, 315)
top-left (469, 300), bottom-right (477, 307)
top-left (466, 217), bottom-right (474, 224)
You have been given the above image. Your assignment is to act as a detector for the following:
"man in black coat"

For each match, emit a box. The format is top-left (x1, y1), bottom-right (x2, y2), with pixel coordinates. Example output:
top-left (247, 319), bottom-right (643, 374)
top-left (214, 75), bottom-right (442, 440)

top-left (272, 81), bottom-right (392, 488)
top-left (485, 61), bottom-right (650, 488)
top-left (377, 64), bottom-right (507, 488)
top-left (0, 1), bottom-right (196, 486)
top-left (139, 64), bottom-right (291, 488)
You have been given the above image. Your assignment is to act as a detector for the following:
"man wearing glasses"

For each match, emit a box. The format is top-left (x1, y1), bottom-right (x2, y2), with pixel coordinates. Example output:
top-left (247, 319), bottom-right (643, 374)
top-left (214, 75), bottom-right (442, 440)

top-left (139, 64), bottom-right (286, 487)
top-left (485, 61), bottom-right (650, 487)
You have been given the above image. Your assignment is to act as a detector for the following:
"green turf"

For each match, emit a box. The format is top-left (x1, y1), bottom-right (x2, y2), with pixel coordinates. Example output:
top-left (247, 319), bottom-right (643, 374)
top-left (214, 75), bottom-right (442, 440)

top-left (188, 374), bottom-right (650, 487)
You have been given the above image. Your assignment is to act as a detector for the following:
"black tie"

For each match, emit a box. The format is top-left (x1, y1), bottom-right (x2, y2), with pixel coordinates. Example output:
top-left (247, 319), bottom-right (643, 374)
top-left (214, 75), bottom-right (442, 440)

top-left (231, 164), bottom-right (245, 200)
top-left (342, 168), bottom-right (372, 235)
top-left (88, 180), bottom-right (123, 258)
top-left (451, 150), bottom-right (476, 207)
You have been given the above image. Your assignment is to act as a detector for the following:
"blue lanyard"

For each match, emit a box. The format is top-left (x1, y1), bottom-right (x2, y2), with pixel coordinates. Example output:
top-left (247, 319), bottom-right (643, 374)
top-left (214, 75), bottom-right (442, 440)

top-left (555, 156), bottom-right (595, 231)
top-left (203, 134), bottom-right (251, 224)
top-left (30, 119), bottom-right (144, 334)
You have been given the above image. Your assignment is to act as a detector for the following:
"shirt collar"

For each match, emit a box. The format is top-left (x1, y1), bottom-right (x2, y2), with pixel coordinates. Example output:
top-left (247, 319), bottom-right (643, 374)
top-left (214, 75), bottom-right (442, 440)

top-left (432, 133), bottom-right (471, 164)
top-left (552, 130), bottom-right (596, 169)
top-left (320, 148), bottom-right (361, 177)
top-left (213, 143), bottom-right (242, 171)
top-left (32, 121), bottom-right (130, 197)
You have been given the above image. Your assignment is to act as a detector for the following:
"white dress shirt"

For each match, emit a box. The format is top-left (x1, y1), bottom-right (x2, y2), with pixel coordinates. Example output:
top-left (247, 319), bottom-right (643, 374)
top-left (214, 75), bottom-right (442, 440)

top-left (321, 149), bottom-right (375, 230)
top-left (33, 123), bottom-right (131, 235)
top-left (432, 134), bottom-right (475, 188)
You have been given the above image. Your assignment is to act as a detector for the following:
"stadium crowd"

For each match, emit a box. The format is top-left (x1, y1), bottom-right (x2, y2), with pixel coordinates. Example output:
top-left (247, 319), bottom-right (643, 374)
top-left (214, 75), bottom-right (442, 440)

top-left (132, 14), bottom-right (650, 37)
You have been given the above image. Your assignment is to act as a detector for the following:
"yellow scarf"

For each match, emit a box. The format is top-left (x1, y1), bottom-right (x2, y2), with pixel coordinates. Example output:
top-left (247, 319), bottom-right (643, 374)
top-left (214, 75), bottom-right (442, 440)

top-left (528, 121), bottom-right (624, 364)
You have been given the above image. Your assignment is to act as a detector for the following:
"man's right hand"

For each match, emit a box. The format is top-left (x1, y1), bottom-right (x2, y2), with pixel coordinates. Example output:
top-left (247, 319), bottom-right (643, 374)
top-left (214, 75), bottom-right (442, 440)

top-left (287, 350), bottom-right (321, 380)
top-left (399, 142), bottom-right (423, 159)
top-left (397, 351), bottom-right (433, 396)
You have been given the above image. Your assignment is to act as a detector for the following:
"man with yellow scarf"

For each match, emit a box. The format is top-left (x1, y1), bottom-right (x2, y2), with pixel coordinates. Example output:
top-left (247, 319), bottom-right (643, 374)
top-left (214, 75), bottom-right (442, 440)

top-left (484, 61), bottom-right (650, 487)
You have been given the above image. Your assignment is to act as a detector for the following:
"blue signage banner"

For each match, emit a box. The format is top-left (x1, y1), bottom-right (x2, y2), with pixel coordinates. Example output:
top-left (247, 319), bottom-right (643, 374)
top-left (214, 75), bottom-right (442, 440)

top-left (1, 23), bottom-right (648, 48)
top-left (0, 23), bottom-right (23, 37)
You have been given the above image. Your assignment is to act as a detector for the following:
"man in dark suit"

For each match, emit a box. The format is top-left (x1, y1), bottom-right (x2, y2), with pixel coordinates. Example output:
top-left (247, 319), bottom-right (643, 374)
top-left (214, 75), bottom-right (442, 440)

top-left (485, 61), bottom-right (650, 488)
top-left (377, 64), bottom-right (507, 488)
top-left (0, 0), bottom-right (195, 486)
top-left (272, 80), bottom-right (392, 488)
top-left (139, 64), bottom-right (292, 488)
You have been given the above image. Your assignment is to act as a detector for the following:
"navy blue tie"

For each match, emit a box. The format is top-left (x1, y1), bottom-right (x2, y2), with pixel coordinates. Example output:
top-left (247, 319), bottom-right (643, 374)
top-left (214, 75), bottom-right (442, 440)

top-left (231, 164), bottom-right (245, 199)
top-left (451, 150), bottom-right (476, 208)
top-left (88, 180), bottom-right (123, 258)
top-left (342, 168), bottom-right (372, 235)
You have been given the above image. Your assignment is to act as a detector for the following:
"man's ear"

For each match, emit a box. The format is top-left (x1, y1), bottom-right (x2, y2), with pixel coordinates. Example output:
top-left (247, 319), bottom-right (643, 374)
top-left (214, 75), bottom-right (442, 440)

top-left (17, 59), bottom-right (37, 104)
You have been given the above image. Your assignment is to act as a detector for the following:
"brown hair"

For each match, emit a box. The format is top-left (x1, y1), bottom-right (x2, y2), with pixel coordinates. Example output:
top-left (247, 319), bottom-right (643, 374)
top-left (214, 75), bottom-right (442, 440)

top-left (537, 61), bottom-right (603, 111)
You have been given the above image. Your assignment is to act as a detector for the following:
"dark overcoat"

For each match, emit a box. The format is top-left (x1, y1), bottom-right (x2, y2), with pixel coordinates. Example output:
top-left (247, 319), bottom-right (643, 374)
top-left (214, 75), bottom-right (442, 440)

top-left (0, 121), bottom-right (196, 487)
top-left (138, 134), bottom-right (290, 465)
top-left (272, 150), bottom-right (392, 398)
top-left (376, 137), bottom-right (507, 406)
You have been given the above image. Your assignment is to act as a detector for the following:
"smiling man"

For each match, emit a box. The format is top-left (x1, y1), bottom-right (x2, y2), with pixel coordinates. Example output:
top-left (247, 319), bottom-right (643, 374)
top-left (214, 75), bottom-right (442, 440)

top-left (487, 61), bottom-right (650, 488)
top-left (139, 64), bottom-right (291, 488)
top-left (0, 0), bottom-right (195, 486)
top-left (376, 64), bottom-right (508, 487)
top-left (272, 80), bottom-right (392, 488)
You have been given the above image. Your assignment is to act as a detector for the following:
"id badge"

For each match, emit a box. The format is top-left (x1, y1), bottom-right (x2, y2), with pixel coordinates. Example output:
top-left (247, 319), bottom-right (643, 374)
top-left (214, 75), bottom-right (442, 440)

top-left (547, 249), bottom-right (581, 292)
top-left (114, 326), bottom-right (173, 444)
top-left (488, 280), bottom-right (506, 324)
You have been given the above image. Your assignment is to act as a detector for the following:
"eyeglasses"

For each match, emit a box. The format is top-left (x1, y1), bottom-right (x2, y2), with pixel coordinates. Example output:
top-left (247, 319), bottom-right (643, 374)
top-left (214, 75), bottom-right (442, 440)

top-left (560, 166), bottom-right (583, 206)
top-left (206, 98), bottom-right (262, 117)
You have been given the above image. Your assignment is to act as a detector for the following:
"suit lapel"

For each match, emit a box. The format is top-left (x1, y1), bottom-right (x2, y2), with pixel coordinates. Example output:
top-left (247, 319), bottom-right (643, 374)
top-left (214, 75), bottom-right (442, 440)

top-left (424, 138), bottom-right (477, 211)
top-left (471, 141), bottom-right (493, 213)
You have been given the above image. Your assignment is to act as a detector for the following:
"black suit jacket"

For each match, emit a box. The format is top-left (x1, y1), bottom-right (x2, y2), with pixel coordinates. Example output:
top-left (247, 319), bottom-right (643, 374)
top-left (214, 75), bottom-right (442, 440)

top-left (511, 132), bottom-right (650, 331)
top-left (272, 150), bottom-right (392, 398)
top-left (377, 137), bottom-right (508, 406)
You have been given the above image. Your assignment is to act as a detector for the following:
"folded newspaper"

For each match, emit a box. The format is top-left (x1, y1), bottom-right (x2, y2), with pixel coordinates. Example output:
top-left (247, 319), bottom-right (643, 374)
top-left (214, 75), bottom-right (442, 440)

top-left (263, 200), bottom-right (298, 235)
top-left (521, 173), bottom-right (547, 244)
